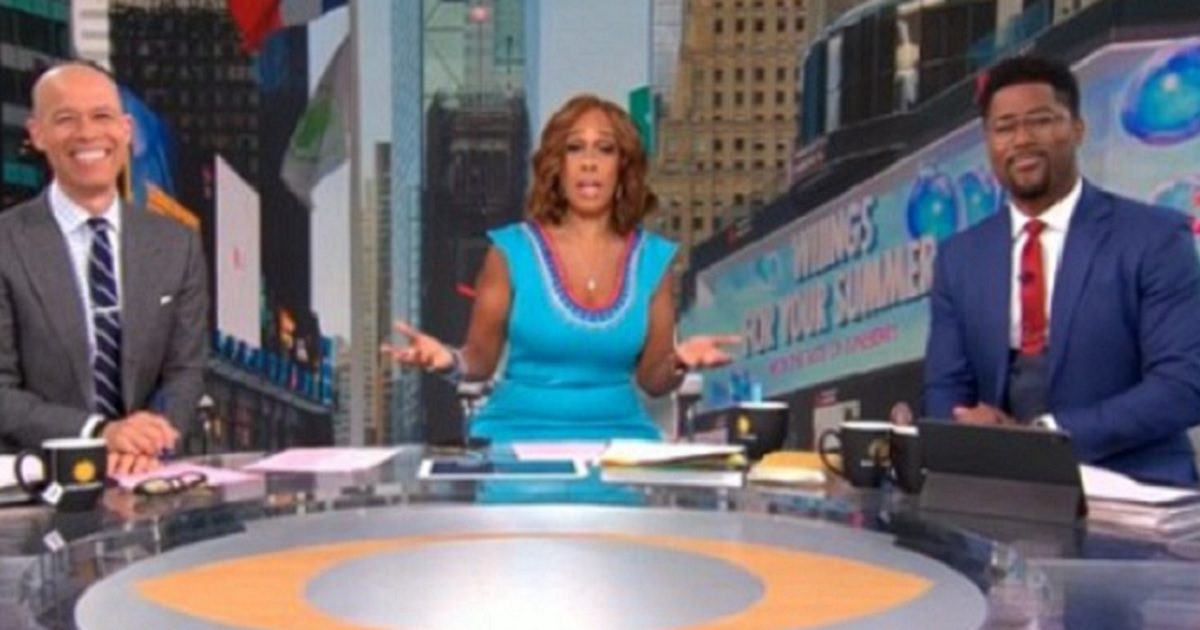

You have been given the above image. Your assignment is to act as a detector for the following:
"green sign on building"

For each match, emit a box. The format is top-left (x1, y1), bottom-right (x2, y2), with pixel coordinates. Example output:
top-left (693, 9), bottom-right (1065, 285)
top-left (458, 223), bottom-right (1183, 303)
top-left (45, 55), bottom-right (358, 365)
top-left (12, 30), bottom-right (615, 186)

top-left (628, 85), bottom-right (656, 157)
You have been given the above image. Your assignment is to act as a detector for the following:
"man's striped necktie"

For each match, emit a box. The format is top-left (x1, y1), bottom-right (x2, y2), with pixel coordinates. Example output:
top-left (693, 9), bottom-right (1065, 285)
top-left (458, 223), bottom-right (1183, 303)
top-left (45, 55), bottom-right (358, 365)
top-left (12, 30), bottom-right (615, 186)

top-left (87, 217), bottom-right (123, 419)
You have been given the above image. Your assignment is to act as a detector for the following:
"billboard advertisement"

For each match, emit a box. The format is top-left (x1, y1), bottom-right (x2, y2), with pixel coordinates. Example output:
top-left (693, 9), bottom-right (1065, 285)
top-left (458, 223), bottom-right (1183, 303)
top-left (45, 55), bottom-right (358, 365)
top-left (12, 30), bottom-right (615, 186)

top-left (216, 155), bottom-right (263, 347)
top-left (682, 38), bottom-right (1200, 411)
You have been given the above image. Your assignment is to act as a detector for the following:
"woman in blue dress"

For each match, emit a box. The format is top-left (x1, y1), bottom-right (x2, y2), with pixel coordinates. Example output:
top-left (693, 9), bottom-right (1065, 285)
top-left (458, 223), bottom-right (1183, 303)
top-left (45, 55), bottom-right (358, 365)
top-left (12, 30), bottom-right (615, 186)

top-left (388, 94), bottom-right (739, 443)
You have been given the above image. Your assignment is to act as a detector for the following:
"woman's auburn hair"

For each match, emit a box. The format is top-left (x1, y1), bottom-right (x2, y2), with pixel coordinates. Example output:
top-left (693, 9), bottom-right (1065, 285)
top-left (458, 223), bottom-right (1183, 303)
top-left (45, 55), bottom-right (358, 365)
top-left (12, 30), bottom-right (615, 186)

top-left (525, 93), bottom-right (658, 235)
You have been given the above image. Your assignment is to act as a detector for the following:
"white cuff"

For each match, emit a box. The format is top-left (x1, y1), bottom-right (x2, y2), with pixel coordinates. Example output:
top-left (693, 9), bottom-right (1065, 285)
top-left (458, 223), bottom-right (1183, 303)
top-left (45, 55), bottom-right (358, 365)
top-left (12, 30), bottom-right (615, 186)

top-left (1031, 413), bottom-right (1059, 430)
top-left (81, 414), bottom-right (107, 438)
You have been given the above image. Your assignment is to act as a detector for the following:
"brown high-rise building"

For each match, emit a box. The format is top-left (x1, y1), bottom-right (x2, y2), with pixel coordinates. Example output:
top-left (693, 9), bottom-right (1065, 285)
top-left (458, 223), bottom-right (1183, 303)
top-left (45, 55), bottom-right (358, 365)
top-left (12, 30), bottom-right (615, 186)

top-left (650, 0), bottom-right (814, 268)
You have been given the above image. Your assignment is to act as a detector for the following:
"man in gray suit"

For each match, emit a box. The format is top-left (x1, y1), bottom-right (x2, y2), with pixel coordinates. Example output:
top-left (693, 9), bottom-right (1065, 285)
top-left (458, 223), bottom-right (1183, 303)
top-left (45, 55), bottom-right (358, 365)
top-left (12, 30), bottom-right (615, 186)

top-left (0, 62), bottom-right (208, 474)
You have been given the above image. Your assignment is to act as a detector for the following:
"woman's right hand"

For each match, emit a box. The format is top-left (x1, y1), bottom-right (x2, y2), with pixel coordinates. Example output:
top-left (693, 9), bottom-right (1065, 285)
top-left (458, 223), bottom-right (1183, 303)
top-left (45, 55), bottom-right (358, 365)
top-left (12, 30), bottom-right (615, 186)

top-left (383, 321), bottom-right (455, 372)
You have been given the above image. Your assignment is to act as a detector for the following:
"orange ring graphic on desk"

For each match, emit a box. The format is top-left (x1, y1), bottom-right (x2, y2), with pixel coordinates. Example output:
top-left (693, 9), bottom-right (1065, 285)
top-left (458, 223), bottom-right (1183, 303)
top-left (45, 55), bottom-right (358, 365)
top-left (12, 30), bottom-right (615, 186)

top-left (136, 532), bottom-right (932, 629)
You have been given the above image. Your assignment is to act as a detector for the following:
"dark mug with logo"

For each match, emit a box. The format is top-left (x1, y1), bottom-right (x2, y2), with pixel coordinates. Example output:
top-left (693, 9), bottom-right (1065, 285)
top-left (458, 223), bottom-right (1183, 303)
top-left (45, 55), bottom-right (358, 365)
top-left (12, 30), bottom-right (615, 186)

top-left (818, 421), bottom-right (892, 488)
top-left (15, 437), bottom-right (107, 511)
top-left (889, 425), bottom-right (924, 493)
top-left (727, 401), bottom-right (789, 461)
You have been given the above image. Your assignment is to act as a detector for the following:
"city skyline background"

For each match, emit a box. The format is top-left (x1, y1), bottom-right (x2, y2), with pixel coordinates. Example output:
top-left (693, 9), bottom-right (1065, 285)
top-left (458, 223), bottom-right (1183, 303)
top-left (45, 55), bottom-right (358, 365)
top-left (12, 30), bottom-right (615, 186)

top-left (5, 0), bottom-right (1188, 449)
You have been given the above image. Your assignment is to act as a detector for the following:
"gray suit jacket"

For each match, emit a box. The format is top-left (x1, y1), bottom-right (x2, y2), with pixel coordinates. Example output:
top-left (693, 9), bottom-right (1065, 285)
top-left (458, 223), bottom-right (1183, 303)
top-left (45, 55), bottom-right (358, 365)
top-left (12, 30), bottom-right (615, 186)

top-left (0, 192), bottom-right (208, 450)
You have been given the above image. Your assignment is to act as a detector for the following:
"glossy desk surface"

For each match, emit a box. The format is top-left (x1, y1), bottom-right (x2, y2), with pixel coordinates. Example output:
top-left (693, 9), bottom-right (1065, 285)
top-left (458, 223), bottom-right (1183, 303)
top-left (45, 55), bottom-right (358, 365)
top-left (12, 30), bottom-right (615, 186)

top-left (1, 446), bottom-right (1198, 629)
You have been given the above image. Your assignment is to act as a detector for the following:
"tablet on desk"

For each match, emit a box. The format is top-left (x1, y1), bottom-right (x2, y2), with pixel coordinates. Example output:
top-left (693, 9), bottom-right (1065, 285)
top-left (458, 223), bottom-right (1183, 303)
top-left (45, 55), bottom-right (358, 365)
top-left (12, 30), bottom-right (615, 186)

top-left (418, 457), bottom-right (587, 480)
top-left (919, 421), bottom-right (1080, 485)
top-left (917, 421), bottom-right (1085, 524)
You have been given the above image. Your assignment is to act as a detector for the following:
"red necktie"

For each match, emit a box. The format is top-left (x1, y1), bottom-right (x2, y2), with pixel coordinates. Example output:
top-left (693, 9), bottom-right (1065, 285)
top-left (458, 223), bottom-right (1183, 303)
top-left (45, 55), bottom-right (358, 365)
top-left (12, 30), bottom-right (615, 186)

top-left (1020, 219), bottom-right (1047, 355)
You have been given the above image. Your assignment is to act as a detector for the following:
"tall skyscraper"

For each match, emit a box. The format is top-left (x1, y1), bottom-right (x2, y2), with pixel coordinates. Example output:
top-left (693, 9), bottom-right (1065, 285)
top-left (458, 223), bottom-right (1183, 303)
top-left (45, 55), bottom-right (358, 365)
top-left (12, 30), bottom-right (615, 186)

top-left (71, 0), bottom-right (112, 69)
top-left (377, 0), bottom-right (533, 442)
top-left (1, 1), bottom-right (69, 210)
top-left (650, 0), bottom-right (812, 267)
top-left (389, 0), bottom-right (424, 440)
top-left (652, 0), bottom-right (685, 101)
top-left (109, 0), bottom-right (259, 183)
top-left (421, 95), bottom-right (528, 443)
top-left (464, 0), bottom-right (524, 101)
top-left (350, 141), bottom-right (394, 445)
top-left (332, 335), bottom-right (352, 445)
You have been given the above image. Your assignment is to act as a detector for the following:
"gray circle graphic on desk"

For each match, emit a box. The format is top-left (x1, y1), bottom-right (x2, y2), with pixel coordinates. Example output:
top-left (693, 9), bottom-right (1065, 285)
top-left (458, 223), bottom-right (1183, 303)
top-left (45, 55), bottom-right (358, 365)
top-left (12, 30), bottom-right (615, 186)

top-left (308, 538), bottom-right (763, 629)
top-left (76, 505), bottom-right (987, 629)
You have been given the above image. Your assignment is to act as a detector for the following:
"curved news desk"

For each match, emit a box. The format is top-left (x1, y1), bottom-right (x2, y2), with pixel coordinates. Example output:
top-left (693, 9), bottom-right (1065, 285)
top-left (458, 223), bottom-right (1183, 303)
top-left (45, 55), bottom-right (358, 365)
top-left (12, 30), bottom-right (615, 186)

top-left (2, 446), bottom-right (1199, 629)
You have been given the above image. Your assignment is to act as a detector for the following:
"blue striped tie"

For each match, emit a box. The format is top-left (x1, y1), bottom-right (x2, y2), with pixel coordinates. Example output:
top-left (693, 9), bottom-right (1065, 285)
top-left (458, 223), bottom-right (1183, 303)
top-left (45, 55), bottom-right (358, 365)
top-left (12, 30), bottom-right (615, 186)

top-left (87, 218), bottom-right (123, 419)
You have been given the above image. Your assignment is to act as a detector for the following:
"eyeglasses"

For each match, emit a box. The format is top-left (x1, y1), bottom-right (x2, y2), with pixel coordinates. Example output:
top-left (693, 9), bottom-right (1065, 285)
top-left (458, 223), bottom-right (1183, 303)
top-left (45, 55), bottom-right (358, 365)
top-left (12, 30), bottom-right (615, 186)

top-left (133, 471), bottom-right (208, 496)
top-left (986, 112), bottom-right (1068, 142)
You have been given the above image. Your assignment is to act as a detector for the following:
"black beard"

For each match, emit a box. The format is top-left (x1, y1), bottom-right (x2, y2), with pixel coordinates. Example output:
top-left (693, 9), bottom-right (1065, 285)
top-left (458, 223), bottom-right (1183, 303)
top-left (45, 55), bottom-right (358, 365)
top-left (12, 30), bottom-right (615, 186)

top-left (1008, 177), bottom-right (1051, 201)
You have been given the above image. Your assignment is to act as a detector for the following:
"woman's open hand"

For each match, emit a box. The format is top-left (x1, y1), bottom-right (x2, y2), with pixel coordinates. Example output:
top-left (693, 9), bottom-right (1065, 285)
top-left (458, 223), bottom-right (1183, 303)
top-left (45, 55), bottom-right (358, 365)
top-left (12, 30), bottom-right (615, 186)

top-left (383, 321), bottom-right (455, 372)
top-left (675, 334), bottom-right (743, 370)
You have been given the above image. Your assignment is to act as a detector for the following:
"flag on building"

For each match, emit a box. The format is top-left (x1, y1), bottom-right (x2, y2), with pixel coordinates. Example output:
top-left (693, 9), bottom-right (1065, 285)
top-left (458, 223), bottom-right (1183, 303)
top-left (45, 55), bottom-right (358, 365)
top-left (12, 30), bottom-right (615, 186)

top-left (228, 0), bottom-right (348, 53)
top-left (281, 36), bottom-right (350, 206)
top-left (119, 86), bottom-right (177, 210)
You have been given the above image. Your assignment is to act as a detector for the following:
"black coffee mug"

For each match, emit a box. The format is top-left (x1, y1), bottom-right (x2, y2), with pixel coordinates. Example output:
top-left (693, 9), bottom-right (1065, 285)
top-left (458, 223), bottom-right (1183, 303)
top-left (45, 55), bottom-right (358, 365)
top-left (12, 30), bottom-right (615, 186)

top-left (818, 421), bottom-right (892, 488)
top-left (889, 425), bottom-right (924, 493)
top-left (15, 437), bottom-right (107, 511)
top-left (727, 401), bottom-right (789, 461)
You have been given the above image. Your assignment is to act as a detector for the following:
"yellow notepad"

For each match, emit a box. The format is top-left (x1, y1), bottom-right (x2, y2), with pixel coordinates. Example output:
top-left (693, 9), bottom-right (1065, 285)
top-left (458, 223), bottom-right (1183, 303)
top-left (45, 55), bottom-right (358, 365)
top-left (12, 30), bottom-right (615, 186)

top-left (747, 451), bottom-right (828, 485)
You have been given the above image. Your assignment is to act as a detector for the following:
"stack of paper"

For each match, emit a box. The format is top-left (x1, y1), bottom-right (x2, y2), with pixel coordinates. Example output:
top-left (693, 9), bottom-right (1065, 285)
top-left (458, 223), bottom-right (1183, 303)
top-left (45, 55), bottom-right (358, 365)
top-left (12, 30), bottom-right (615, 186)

top-left (598, 440), bottom-right (746, 488)
top-left (1082, 465), bottom-right (1200, 537)
top-left (600, 440), bottom-right (744, 467)
top-left (746, 451), bottom-right (827, 486)
top-left (242, 447), bottom-right (402, 473)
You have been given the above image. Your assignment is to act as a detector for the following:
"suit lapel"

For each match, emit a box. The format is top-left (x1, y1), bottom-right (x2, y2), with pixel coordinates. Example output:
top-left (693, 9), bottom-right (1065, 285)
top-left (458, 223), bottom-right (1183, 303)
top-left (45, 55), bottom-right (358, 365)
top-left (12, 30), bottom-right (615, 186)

top-left (1047, 182), bottom-right (1109, 389)
top-left (978, 213), bottom-right (1014, 405)
top-left (16, 195), bottom-right (92, 404)
top-left (120, 204), bottom-right (159, 411)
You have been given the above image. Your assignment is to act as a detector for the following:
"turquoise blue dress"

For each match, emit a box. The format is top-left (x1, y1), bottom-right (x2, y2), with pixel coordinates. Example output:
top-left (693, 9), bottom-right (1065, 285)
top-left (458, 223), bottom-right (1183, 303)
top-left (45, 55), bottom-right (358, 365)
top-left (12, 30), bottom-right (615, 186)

top-left (470, 221), bottom-right (678, 443)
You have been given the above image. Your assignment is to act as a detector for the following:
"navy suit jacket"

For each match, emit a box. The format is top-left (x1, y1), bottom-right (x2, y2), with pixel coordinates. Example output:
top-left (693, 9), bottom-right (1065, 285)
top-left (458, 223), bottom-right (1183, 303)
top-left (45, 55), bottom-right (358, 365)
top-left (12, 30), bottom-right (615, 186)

top-left (924, 181), bottom-right (1200, 486)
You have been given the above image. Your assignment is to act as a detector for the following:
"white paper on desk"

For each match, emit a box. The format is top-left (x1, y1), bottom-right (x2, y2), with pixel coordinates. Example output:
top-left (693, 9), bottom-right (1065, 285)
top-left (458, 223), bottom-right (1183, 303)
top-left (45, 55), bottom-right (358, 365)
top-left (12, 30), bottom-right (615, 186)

top-left (242, 447), bottom-right (402, 473)
top-left (512, 442), bottom-right (607, 462)
top-left (600, 466), bottom-right (744, 488)
top-left (1080, 464), bottom-right (1200, 504)
top-left (112, 462), bottom-right (261, 490)
top-left (1087, 500), bottom-right (1200, 536)
top-left (599, 440), bottom-right (744, 466)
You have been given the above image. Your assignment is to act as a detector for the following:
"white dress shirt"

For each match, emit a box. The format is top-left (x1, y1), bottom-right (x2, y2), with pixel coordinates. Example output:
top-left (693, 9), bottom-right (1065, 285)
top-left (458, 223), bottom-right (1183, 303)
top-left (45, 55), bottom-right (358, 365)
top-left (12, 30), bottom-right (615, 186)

top-left (48, 181), bottom-right (123, 434)
top-left (1008, 178), bottom-right (1082, 350)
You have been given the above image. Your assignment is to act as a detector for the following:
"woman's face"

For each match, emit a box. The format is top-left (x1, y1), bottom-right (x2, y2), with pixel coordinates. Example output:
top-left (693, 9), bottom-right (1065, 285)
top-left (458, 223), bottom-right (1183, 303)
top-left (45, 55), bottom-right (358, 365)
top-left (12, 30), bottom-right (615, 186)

top-left (560, 107), bottom-right (621, 218)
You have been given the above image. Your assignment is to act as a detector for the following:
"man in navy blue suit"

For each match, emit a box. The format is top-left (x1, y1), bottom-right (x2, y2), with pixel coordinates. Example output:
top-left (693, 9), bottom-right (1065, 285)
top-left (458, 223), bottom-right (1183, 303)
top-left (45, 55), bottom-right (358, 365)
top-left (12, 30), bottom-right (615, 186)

top-left (923, 55), bottom-right (1200, 486)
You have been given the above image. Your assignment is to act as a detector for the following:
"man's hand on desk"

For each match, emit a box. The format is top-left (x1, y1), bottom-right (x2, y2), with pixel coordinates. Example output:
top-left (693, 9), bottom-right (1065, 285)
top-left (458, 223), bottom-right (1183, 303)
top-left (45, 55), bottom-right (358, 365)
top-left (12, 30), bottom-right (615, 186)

top-left (952, 403), bottom-right (1017, 426)
top-left (107, 452), bottom-right (162, 476)
top-left (101, 411), bottom-right (179, 456)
